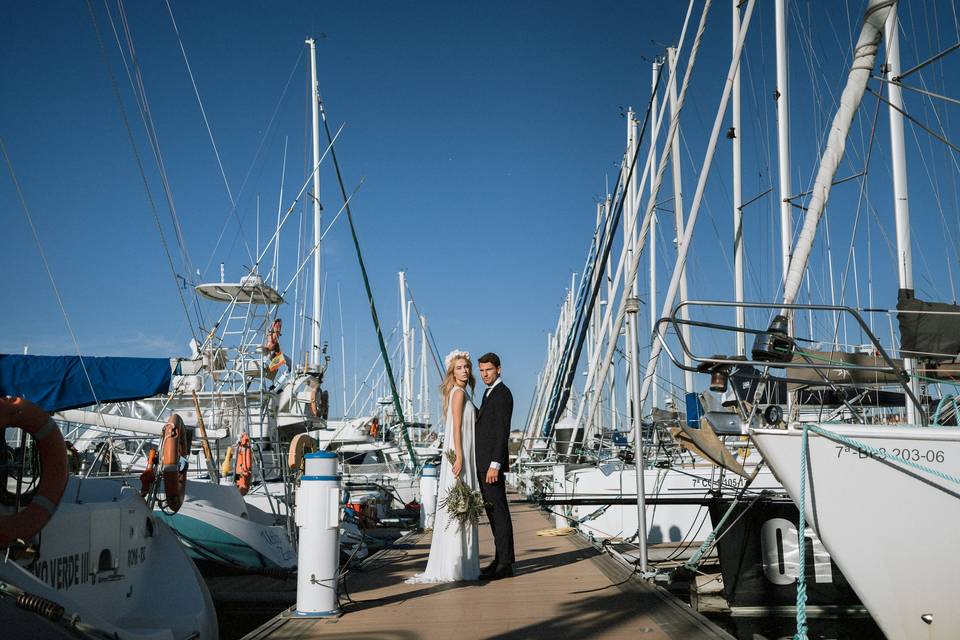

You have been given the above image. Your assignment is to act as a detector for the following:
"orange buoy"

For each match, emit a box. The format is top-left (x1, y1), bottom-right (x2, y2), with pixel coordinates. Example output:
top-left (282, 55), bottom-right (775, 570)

top-left (160, 414), bottom-right (188, 512)
top-left (369, 418), bottom-right (379, 439)
top-left (235, 433), bottom-right (253, 496)
top-left (0, 397), bottom-right (68, 547)
top-left (139, 448), bottom-right (158, 497)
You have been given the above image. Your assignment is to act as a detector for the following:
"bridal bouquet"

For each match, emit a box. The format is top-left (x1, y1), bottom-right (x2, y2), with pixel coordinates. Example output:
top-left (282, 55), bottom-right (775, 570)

top-left (438, 449), bottom-right (486, 530)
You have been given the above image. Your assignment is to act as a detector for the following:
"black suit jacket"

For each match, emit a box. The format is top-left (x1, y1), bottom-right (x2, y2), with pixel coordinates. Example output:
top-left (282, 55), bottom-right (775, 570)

top-left (476, 382), bottom-right (513, 474)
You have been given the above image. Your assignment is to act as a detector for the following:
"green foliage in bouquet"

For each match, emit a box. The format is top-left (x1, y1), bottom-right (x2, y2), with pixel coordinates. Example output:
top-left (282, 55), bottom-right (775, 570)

top-left (438, 449), bottom-right (487, 530)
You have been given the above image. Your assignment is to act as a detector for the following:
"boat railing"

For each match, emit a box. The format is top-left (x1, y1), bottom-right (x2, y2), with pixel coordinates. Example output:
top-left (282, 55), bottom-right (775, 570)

top-left (654, 300), bottom-right (926, 424)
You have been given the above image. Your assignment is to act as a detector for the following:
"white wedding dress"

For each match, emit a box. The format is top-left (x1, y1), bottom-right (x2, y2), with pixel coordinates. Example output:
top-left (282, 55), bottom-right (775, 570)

top-left (406, 385), bottom-right (480, 583)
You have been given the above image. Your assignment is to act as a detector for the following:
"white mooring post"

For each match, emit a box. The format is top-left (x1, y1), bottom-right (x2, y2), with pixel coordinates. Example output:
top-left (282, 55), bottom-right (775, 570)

top-left (294, 451), bottom-right (341, 617)
top-left (552, 463), bottom-right (568, 529)
top-left (419, 462), bottom-right (439, 529)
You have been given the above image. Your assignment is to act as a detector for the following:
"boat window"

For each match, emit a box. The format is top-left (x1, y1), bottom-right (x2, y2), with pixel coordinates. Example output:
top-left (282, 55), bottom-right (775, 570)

top-left (98, 549), bottom-right (113, 572)
top-left (341, 451), bottom-right (367, 465)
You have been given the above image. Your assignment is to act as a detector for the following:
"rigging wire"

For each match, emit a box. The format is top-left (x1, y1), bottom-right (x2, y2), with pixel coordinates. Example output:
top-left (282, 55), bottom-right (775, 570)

top-left (1, 138), bottom-right (105, 417)
top-left (164, 0), bottom-right (236, 210)
top-left (402, 282), bottom-right (446, 380)
top-left (312, 66), bottom-right (418, 466)
top-left (86, 0), bottom-right (198, 343)
top-left (201, 47), bottom-right (306, 280)
top-left (111, 0), bottom-right (199, 285)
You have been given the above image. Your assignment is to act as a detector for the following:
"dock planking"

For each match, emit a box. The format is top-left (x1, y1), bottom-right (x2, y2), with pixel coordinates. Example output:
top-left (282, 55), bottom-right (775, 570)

top-left (244, 496), bottom-right (734, 640)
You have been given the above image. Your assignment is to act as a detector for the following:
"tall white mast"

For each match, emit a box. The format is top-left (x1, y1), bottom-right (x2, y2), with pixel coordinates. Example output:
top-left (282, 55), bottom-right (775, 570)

top-left (399, 272), bottom-right (414, 421)
top-left (419, 315), bottom-right (429, 424)
top-left (634, 0), bottom-right (758, 414)
top-left (567, 273), bottom-right (577, 420)
top-left (588, 201), bottom-right (603, 435)
top-left (624, 108), bottom-right (638, 420)
top-left (604, 195), bottom-right (618, 431)
top-left (775, 0), bottom-right (793, 293)
top-left (338, 283), bottom-right (347, 416)
top-left (307, 38), bottom-right (323, 369)
top-left (648, 60), bottom-right (661, 412)
top-left (732, 2), bottom-right (745, 356)
top-left (668, 47), bottom-right (695, 390)
top-left (884, 5), bottom-right (920, 424)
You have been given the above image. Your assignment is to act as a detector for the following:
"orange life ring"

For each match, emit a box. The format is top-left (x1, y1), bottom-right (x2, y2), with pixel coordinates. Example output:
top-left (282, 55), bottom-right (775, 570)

top-left (235, 433), bottom-right (253, 496)
top-left (0, 397), bottom-right (68, 547)
top-left (160, 414), bottom-right (188, 512)
top-left (139, 448), bottom-right (158, 497)
top-left (287, 432), bottom-right (318, 473)
top-left (306, 385), bottom-right (330, 420)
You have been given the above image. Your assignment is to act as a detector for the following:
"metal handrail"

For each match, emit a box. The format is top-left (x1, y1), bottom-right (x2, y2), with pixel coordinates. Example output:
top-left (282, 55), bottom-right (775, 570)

top-left (654, 300), bottom-right (926, 423)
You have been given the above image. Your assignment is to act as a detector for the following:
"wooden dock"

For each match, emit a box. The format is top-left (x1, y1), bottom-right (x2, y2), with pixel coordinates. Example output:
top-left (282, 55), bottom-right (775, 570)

top-left (244, 496), bottom-right (734, 640)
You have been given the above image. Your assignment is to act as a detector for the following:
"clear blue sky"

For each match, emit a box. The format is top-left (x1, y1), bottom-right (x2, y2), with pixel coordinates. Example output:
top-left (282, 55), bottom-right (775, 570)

top-left (3, 1), bottom-right (958, 424)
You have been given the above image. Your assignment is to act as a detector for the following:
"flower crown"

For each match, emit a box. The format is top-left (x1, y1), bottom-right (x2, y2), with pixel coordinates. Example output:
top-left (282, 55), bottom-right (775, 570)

top-left (444, 349), bottom-right (470, 370)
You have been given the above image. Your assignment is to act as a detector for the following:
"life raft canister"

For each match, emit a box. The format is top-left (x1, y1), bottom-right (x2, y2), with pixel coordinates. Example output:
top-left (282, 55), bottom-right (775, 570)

top-left (160, 414), bottom-right (188, 512)
top-left (235, 433), bottom-right (253, 496)
top-left (0, 397), bottom-right (68, 547)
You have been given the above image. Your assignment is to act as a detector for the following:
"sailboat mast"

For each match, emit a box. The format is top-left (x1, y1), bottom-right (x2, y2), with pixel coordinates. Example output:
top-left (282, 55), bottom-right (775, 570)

top-left (307, 37), bottom-right (323, 370)
top-left (399, 272), bottom-right (415, 421)
top-left (667, 47), bottom-right (695, 391)
top-left (419, 315), bottom-right (429, 424)
top-left (636, 0), bottom-right (758, 411)
top-left (775, 0), bottom-right (793, 292)
top-left (338, 283), bottom-right (347, 416)
top-left (647, 59), bottom-right (661, 412)
top-left (732, 1), bottom-right (745, 356)
top-left (624, 108), bottom-right (638, 424)
top-left (884, 5), bottom-right (920, 424)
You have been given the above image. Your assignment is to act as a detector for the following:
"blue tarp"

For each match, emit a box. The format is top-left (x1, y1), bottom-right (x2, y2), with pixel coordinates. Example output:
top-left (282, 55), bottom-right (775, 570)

top-left (0, 355), bottom-right (172, 413)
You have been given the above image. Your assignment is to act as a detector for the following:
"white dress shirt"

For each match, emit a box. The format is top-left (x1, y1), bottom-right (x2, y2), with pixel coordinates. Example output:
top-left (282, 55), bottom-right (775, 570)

top-left (485, 378), bottom-right (503, 470)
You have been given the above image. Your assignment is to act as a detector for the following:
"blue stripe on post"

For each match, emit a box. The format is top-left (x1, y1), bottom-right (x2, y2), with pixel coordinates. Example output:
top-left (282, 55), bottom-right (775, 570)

top-left (300, 475), bottom-right (341, 481)
top-left (304, 451), bottom-right (337, 459)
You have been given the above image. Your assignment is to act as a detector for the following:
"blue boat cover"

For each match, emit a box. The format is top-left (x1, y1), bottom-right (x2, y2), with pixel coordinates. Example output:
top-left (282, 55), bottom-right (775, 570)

top-left (0, 355), bottom-right (172, 413)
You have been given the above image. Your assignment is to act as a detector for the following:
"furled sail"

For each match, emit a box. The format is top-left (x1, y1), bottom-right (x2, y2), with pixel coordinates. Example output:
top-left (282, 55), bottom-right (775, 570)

top-left (0, 354), bottom-right (172, 413)
top-left (782, 0), bottom-right (896, 306)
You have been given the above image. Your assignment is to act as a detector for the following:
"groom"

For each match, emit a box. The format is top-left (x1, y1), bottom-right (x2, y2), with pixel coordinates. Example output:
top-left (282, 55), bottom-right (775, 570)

top-left (476, 352), bottom-right (515, 580)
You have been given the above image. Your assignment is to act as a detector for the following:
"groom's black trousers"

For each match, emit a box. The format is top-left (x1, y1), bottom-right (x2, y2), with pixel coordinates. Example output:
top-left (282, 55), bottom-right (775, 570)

top-left (478, 473), bottom-right (515, 568)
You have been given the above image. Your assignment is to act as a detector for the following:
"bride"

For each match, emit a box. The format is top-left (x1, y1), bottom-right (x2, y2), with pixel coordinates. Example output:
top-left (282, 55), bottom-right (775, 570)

top-left (406, 350), bottom-right (480, 583)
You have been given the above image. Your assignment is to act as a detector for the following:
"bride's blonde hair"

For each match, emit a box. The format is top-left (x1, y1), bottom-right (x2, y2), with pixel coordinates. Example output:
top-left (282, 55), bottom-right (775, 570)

top-left (440, 350), bottom-right (475, 413)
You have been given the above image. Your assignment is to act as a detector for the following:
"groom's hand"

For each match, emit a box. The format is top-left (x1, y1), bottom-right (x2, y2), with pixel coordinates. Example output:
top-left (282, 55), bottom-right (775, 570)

top-left (485, 467), bottom-right (499, 484)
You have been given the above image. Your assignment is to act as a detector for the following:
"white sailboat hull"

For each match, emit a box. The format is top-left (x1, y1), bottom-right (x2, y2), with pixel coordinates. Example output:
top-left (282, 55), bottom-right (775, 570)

top-left (153, 479), bottom-right (297, 571)
top-left (751, 424), bottom-right (960, 640)
top-left (1, 477), bottom-right (216, 640)
top-left (557, 464), bottom-right (781, 545)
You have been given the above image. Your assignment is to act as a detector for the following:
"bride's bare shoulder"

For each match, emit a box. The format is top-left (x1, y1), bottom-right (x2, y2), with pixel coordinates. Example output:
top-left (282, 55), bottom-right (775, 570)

top-left (451, 385), bottom-right (474, 409)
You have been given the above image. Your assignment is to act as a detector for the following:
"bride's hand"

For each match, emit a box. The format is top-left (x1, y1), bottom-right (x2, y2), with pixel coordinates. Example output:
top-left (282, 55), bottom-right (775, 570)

top-left (452, 455), bottom-right (463, 478)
